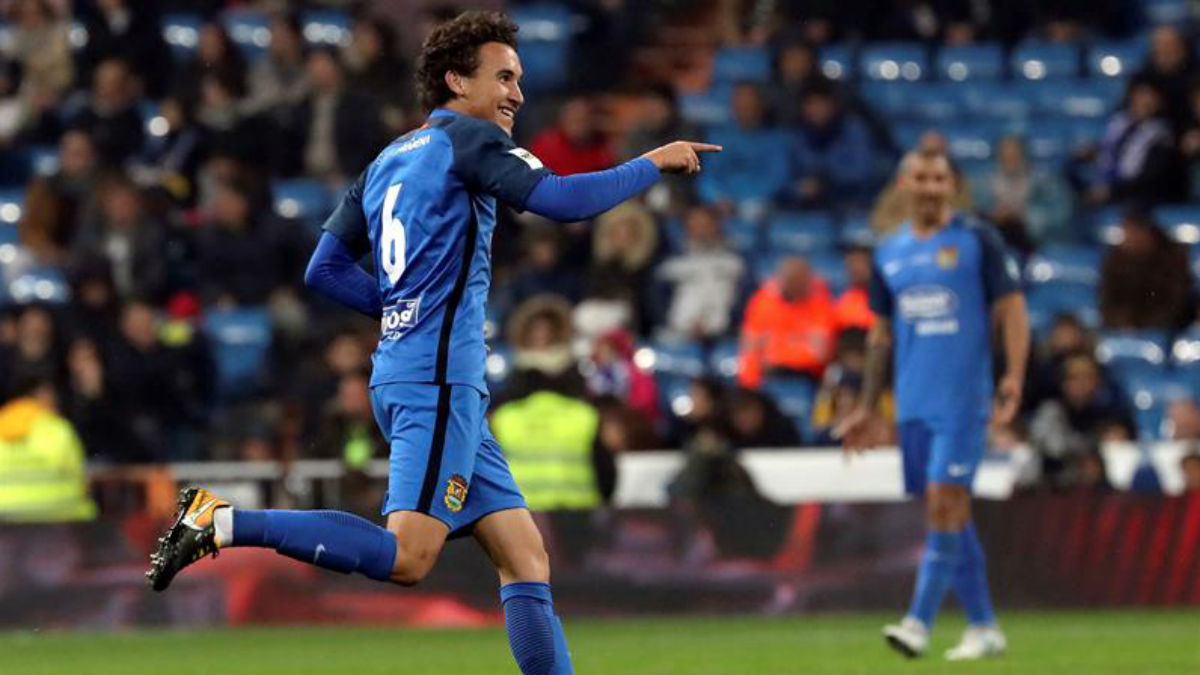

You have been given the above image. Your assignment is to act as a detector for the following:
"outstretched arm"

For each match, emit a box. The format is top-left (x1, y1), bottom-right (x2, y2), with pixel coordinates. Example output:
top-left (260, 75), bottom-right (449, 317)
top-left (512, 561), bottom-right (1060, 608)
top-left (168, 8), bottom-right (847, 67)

top-left (304, 231), bottom-right (383, 319)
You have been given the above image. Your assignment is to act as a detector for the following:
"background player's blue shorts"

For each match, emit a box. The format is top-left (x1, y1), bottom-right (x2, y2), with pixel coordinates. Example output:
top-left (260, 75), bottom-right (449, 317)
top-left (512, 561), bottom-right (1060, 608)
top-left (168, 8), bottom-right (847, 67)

top-left (369, 382), bottom-right (526, 538)
top-left (897, 418), bottom-right (987, 495)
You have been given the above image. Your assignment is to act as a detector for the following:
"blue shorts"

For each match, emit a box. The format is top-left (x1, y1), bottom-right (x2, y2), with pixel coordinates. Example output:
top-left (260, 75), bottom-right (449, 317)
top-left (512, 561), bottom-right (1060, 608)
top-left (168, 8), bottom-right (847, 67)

top-left (370, 382), bottom-right (526, 538)
top-left (897, 418), bottom-right (986, 495)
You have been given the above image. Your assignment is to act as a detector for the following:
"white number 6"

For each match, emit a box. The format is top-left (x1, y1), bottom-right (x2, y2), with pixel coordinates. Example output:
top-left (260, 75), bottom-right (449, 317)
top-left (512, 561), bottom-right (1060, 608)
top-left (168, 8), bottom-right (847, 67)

top-left (381, 183), bottom-right (406, 285)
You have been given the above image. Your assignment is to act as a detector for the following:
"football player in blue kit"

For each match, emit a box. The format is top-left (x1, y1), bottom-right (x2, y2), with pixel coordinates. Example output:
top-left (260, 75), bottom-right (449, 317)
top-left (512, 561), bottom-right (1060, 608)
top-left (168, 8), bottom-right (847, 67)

top-left (836, 147), bottom-right (1029, 661)
top-left (147, 12), bottom-right (718, 675)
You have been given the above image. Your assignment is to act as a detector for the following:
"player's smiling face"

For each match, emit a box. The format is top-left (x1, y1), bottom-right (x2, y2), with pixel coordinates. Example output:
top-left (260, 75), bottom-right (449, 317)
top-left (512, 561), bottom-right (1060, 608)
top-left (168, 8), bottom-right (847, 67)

top-left (901, 154), bottom-right (955, 227)
top-left (449, 42), bottom-right (524, 135)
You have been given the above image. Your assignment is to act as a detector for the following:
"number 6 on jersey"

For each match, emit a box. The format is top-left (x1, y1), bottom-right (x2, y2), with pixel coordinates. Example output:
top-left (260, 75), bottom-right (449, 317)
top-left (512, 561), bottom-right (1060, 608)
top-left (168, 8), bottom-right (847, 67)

top-left (381, 183), bottom-right (407, 284)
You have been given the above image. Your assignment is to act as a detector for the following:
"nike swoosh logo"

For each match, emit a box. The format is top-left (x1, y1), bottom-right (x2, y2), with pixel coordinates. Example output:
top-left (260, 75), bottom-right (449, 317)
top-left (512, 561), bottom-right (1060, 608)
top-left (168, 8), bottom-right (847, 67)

top-left (314, 544), bottom-right (326, 563)
top-left (181, 498), bottom-right (219, 531)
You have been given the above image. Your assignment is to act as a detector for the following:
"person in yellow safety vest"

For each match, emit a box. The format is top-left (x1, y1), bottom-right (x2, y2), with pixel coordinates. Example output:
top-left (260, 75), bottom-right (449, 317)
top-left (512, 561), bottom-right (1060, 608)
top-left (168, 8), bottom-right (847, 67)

top-left (0, 375), bottom-right (97, 522)
top-left (491, 389), bottom-right (603, 511)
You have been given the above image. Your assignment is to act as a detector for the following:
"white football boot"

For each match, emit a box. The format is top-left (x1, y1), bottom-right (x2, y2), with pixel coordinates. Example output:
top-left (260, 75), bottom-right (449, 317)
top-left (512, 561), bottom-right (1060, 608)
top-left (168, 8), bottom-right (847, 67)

top-left (945, 625), bottom-right (1007, 661)
top-left (882, 616), bottom-right (928, 658)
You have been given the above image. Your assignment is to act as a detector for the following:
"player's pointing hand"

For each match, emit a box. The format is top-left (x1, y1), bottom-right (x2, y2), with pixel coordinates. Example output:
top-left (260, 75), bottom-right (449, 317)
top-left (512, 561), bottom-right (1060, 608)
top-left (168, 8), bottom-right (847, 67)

top-left (642, 141), bottom-right (722, 175)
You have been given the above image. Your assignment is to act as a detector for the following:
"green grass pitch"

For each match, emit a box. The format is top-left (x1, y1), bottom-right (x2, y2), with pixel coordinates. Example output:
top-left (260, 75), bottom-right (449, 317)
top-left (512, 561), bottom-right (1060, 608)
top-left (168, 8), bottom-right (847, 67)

top-left (2, 610), bottom-right (1199, 674)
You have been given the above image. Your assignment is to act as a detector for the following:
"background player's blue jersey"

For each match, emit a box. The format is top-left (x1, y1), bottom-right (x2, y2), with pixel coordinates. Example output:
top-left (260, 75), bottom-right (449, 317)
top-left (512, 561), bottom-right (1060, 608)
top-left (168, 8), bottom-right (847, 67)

top-left (324, 109), bottom-right (549, 393)
top-left (869, 214), bottom-right (1021, 426)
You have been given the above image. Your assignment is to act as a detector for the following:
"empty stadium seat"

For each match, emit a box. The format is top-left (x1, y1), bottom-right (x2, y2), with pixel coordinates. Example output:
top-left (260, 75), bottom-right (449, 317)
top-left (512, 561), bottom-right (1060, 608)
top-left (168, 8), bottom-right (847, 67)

top-left (0, 225), bottom-right (17, 246)
top-left (818, 44), bottom-right (854, 80)
top-left (204, 308), bottom-right (272, 398)
top-left (1024, 78), bottom-right (1123, 119)
top-left (1154, 205), bottom-right (1200, 245)
top-left (1025, 283), bottom-right (1099, 334)
top-left (510, 3), bottom-right (574, 93)
top-left (1095, 330), bottom-right (1171, 386)
top-left (1122, 372), bottom-right (1193, 441)
top-left (723, 218), bottom-right (760, 254)
top-left (639, 340), bottom-right (707, 378)
top-left (713, 46), bottom-right (771, 83)
top-left (8, 266), bottom-right (70, 305)
top-left (860, 42), bottom-right (927, 81)
top-left (709, 338), bottom-right (742, 380)
top-left (485, 342), bottom-right (514, 390)
top-left (1087, 41), bottom-right (1147, 78)
top-left (941, 122), bottom-right (1000, 162)
top-left (221, 9), bottom-right (271, 59)
top-left (808, 250), bottom-right (848, 294)
top-left (1024, 245), bottom-right (1103, 286)
top-left (759, 377), bottom-right (816, 442)
top-left (1143, 0), bottom-right (1191, 25)
top-left (959, 81), bottom-right (1033, 122)
top-left (679, 83), bottom-right (733, 127)
top-left (839, 214), bottom-right (874, 247)
top-left (161, 13), bottom-right (202, 61)
top-left (766, 211), bottom-right (837, 254)
top-left (1011, 41), bottom-right (1079, 80)
top-left (936, 43), bottom-right (1005, 81)
top-left (899, 82), bottom-right (965, 122)
top-left (272, 179), bottom-right (334, 226)
top-left (301, 9), bottom-right (351, 46)
top-left (0, 188), bottom-right (23, 226)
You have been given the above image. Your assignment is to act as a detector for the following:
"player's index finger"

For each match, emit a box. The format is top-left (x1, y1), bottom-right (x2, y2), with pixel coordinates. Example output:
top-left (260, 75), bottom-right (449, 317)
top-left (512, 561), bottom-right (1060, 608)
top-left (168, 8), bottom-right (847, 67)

top-left (685, 142), bottom-right (722, 153)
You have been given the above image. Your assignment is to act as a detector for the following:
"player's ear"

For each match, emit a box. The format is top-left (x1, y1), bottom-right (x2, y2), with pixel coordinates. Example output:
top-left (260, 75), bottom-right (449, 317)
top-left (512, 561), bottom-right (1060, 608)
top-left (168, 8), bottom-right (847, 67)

top-left (445, 71), bottom-right (467, 98)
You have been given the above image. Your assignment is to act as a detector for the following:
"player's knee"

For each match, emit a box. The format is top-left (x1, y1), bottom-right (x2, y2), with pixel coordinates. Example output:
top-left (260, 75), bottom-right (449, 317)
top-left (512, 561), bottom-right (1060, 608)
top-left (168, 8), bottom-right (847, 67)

top-left (926, 485), bottom-right (969, 529)
top-left (502, 545), bottom-right (551, 584)
top-left (390, 540), bottom-right (440, 587)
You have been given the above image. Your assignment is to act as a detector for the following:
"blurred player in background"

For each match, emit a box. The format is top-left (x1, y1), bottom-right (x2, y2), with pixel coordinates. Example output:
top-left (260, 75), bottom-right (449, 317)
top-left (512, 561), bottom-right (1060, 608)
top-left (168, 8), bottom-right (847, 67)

top-left (836, 147), bottom-right (1029, 660)
top-left (146, 11), bottom-right (718, 675)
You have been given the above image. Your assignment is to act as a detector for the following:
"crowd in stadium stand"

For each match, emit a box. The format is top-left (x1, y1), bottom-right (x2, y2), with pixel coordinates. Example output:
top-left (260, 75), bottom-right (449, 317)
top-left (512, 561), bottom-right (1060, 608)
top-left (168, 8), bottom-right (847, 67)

top-left (5, 0), bottom-right (1200, 507)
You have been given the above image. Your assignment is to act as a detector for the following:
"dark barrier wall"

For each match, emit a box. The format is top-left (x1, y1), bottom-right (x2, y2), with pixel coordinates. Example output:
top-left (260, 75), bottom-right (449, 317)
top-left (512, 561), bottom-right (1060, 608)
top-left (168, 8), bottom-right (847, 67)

top-left (2, 494), bottom-right (1199, 630)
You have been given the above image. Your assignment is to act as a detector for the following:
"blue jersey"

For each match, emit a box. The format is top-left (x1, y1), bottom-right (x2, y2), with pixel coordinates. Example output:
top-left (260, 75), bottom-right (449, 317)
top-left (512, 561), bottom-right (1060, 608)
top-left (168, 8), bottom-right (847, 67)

top-left (324, 109), bottom-right (549, 392)
top-left (869, 215), bottom-right (1021, 425)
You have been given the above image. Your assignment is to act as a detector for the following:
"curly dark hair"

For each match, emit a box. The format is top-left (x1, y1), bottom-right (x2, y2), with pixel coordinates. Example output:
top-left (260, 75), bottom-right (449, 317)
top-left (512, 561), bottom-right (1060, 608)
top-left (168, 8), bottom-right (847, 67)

top-left (416, 11), bottom-right (519, 111)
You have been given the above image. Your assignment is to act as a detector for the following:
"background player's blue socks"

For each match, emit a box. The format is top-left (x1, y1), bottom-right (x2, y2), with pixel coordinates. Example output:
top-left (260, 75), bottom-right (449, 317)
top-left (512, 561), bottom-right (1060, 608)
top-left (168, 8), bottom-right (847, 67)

top-left (230, 509), bottom-right (397, 581)
top-left (908, 529), bottom-right (963, 627)
top-left (501, 582), bottom-right (574, 675)
top-left (954, 523), bottom-right (997, 626)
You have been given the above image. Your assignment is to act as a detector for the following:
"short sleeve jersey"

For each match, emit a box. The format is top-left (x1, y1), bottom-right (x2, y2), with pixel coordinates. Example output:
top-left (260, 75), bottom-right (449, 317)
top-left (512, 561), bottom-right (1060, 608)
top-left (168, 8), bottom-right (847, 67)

top-left (868, 215), bottom-right (1022, 426)
top-left (323, 109), bottom-right (550, 392)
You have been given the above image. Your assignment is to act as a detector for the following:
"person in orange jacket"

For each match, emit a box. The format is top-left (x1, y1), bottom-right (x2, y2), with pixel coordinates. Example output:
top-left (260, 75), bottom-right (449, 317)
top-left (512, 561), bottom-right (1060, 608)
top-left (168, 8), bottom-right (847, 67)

top-left (738, 256), bottom-right (836, 388)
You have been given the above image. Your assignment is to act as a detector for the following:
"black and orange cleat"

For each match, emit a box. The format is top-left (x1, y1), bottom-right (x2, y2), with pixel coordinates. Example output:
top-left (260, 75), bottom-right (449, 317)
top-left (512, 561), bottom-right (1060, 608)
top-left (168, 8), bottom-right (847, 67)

top-left (146, 487), bottom-right (228, 592)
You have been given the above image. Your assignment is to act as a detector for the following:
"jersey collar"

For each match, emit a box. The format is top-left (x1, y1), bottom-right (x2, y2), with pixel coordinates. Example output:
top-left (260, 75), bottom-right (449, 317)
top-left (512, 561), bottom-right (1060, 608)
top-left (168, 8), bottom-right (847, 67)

top-left (429, 108), bottom-right (458, 119)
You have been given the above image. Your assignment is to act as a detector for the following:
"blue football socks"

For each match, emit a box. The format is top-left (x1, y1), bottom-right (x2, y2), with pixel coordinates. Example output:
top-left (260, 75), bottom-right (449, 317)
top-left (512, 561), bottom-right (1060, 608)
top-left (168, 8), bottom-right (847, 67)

top-left (954, 523), bottom-right (997, 626)
top-left (907, 529), bottom-right (963, 627)
top-left (501, 582), bottom-right (574, 675)
top-left (230, 509), bottom-right (397, 582)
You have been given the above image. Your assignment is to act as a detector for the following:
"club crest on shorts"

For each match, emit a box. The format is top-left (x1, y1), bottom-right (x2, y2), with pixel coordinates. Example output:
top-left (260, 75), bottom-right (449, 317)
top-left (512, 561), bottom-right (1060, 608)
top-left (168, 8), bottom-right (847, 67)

top-left (936, 245), bottom-right (959, 269)
top-left (444, 474), bottom-right (468, 512)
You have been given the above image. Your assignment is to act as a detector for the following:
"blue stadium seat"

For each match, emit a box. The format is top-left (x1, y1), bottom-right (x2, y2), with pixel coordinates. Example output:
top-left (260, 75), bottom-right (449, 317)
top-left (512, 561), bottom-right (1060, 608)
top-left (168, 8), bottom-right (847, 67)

top-left (1024, 78), bottom-right (1123, 119)
top-left (511, 3), bottom-right (573, 93)
top-left (1024, 245), bottom-right (1103, 286)
top-left (1170, 327), bottom-right (1200, 392)
top-left (1024, 117), bottom-right (1102, 163)
top-left (204, 308), bottom-right (272, 398)
top-left (709, 338), bottom-right (742, 381)
top-left (1025, 283), bottom-right (1099, 334)
top-left (28, 145), bottom-right (58, 177)
top-left (67, 21), bottom-right (87, 52)
top-left (0, 188), bottom-right (23, 226)
top-left (485, 342), bottom-right (514, 391)
top-left (1144, 0), bottom-right (1191, 25)
top-left (890, 121), bottom-right (930, 152)
top-left (658, 373), bottom-right (696, 418)
top-left (766, 211), bottom-right (837, 254)
top-left (1096, 330), bottom-right (1171, 387)
top-left (679, 83), bottom-right (732, 127)
top-left (1154, 205), bottom-right (1200, 246)
top-left (818, 44), bottom-right (855, 81)
top-left (753, 253), bottom-right (782, 282)
top-left (959, 81), bottom-right (1033, 122)
top-left (901, 82), bottom-right (965, 122)
top-left (1011, 41), bottom-right (1079, 80)
top-left (301, 9), bottom-right (351, 47)
top-left (760, 377), bottom-right (816, 442)
top-left (272, 179), bottom-right (334, 226)
top-left (1091, 206), bottom-right (1125, 245)
top-left (1087, 41), bottom-right (1147, 78)
top-left (723, 217), bottom-right (760, 255)
top-left (161, 13), bottom-right (202, 61)
top-left (0, 225), bottom-right (17, 245)
top-left (8, 266), bottom-right (70, 305)
top-left (839, 213), bottom-right (874, 247)
top-left (221, 9), bottom-right (271, 59)
top-left (640, 340), bottom-right (707, 379)
top-left (860, 42), bottom-right (927, 81)
top-left (936, 43), bottom-right (1005, 81)
top-left (808, 250), bottom-right (848, 294)
top-left (1122, 372), bottom-right (1193, 441)
top-left (941, 122), bottom-right (1000, 162)
top-left (713, 46), bottom-right (771, 83)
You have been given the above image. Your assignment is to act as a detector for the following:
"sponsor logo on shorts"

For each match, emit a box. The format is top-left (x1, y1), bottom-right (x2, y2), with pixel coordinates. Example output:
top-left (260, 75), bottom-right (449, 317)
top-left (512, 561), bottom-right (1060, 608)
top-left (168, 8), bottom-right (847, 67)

top-left (381, 298), bottom-right (421, 340)
top-left (445, 474), bottom-right (468, 512)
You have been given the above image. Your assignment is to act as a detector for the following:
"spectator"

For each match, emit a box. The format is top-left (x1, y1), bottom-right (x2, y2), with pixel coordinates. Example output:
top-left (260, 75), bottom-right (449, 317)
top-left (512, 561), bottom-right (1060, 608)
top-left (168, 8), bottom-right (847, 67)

top-left (130, 94), bottom-right (204, 206)
top-left (196, 71), bottom-right (273, 169)
top-left (78, 0), bottom-right (171, 97)
top-left (832, 245), bottom-right (875, 332)
top-left (789, 79), bottom-right (880, 208)
top-left (0, 374), bottom-right (96, 522)
top-left (69, 58), bottom-right (145, 166)
top-left (310, 369), bottom-right (387, 466)
top-left (1181, 452), bottom-right (1200, 494)
top-left (654, 204), bottom-right (746, 342)
top-left (286, 48), bottom-right (383, 185)
top-left (6, 0), bottom-right (73, 134)
top-left (622, 86), bottom-right (698, 213)
top-left (769, 42), bottom-right (826, 127)
top-left (503, 227), bottom-right (583, 312)
top-left (698, 82), bottom-right (792, 217)
top-left (810, 328), bottom-right (895, 445)
top-left (291, 327), bottom-right (372, 439)
top-left (63, 336), bottom-right (143, 463)
top-left (594, 395), bottom-right (661, 456)
top-left (1091, 78), bottom-right (1187, 206)
top-left (1166, 397), bottom-right (1200, 441)
top-left (1134, 25), bottom-right (1197, 133)
top-left (67, 257), bottom-right (120, 347)
top-left (1026, 313), bottom-right (1096, 411)
top-left (19, 130), bottom-right (97, 262)
top-left (1030, 352), bottom-right (1133, 485)
top-left (728, 387), bottom-right (801, 448)
top-left (3, 304), bottom-right (64, 400)
top-left (103, 301), bottom-right (175, 460)
top-left (584, 328), bottom-right (659, 425)
top-left (738, 256), bottom-right (836, 388)
top-left (976, 136), bottom-right (1071, 251)
top-left (243, 12), bottom-right (311, 118)
top-left (343, 16), bottom-right (414, 135)
top-left (576, 201), bottom-right (658, 341)
top-left (529, 96), bottom-right (615, 176)
top-left (70, 173), bottom-right (170, 303)
top-left (1098, 210), bottom-right (1191, 331)
top-left (674, 376), bottom-right (733, 448)
top-left (1065, 447), bottom-right (1114, 494)
top-left (176, 22), bottom-right (246, 106)
top-left (195, 174), bottom-right (312, 307)
top-left (503, 295), bottom-right (586, 399)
